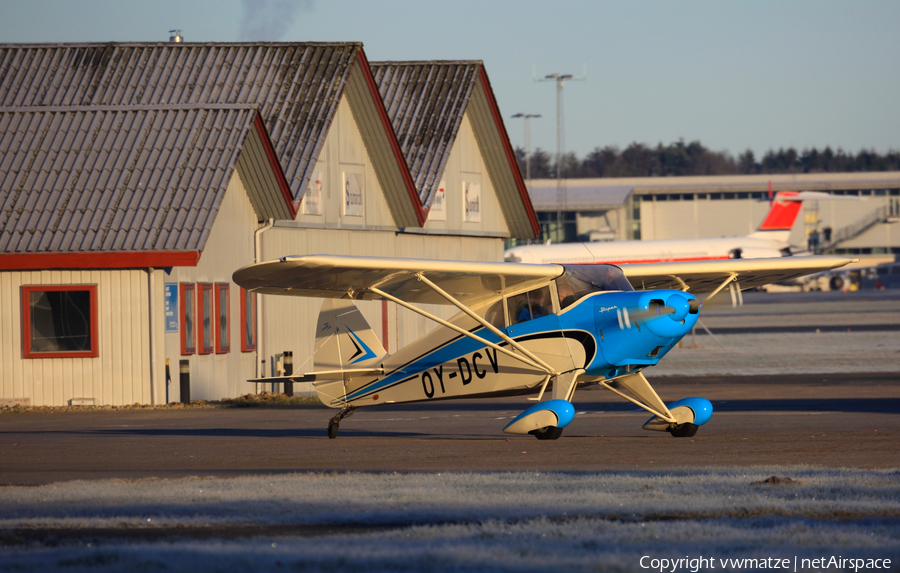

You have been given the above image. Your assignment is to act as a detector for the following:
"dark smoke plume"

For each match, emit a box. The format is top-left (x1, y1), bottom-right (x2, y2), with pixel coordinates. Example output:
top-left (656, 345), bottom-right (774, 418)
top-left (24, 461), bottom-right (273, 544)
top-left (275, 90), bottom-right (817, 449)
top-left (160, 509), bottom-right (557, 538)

top-left (241, 0), bottom-right (313, 41)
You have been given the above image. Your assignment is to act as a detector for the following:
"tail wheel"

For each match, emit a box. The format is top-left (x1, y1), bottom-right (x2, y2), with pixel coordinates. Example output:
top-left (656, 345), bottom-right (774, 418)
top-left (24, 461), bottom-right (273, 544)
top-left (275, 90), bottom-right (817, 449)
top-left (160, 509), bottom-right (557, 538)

top-left (667, 423), bottom-right (699, 438)
top-left (530, 426), bottom-right (563, 440)
top-left (327, 421), bottom-right (339, 439)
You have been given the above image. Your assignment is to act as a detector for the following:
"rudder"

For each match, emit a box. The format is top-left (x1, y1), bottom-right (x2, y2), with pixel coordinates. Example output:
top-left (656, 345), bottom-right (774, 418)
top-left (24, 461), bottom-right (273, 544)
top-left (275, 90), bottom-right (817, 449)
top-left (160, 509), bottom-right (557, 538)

top-left (314, 299), bottom-right (387, 372)
top-left (748, 191), bottom-right (802, 243)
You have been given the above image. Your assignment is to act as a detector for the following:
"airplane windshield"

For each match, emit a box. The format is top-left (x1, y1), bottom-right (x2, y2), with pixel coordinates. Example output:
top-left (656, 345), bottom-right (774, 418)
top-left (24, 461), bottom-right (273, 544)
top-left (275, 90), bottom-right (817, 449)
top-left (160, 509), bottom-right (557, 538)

top-left (557, 265), bottom-right (634, 309)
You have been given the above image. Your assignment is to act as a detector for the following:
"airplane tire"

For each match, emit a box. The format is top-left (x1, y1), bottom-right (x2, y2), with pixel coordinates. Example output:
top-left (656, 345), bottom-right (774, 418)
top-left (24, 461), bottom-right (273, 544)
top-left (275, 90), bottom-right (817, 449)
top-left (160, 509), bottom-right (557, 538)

top-left (530, 426), bottom-right (564, 440)
top-left (327, 421), bottom-right (339, 439)
top-left (667, 423), bottom-right (698, 438)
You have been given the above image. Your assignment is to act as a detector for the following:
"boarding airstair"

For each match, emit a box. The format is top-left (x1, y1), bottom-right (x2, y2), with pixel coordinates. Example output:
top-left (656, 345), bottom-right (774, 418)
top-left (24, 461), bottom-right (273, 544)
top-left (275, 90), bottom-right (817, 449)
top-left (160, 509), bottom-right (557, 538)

top-left (818, 199), bottom-right (900, 253)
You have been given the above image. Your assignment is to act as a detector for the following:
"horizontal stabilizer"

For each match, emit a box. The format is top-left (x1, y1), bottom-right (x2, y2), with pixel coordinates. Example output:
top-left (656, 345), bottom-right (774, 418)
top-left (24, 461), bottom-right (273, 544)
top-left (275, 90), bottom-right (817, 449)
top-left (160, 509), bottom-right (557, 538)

top-left (246, 368), bottom-right (384, 385)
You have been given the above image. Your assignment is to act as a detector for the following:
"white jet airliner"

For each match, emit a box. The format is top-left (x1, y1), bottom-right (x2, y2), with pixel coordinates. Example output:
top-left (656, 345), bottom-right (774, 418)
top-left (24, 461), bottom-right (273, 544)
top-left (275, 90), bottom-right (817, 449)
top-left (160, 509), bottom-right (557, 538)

top-left (505, 191), bottom-right (828, 265)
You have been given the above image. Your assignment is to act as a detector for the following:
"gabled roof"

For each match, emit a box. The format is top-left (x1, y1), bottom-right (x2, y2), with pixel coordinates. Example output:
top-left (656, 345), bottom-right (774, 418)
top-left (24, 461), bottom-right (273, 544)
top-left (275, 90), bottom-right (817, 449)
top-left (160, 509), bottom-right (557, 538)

top-left (0, 105), bottom-right (290, 269)
top-left (371, 61), bottom-right (479, 207)
top-left (371, 61), bottom-right (539, 238)
top-left (0, 42), bottom-right (424, 227)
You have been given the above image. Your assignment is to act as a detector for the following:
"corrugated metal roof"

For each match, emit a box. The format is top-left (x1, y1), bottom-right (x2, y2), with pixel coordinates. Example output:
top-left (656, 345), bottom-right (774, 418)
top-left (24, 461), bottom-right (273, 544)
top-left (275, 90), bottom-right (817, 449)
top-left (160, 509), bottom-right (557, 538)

top-left (0, 42), bottom-right (360, 202)
top-left (526, 181), bottom-right (634, 211)
top-left (0, 106), bottom-right (260, 254)
top-left (370, 61), bottom-right (480, 207)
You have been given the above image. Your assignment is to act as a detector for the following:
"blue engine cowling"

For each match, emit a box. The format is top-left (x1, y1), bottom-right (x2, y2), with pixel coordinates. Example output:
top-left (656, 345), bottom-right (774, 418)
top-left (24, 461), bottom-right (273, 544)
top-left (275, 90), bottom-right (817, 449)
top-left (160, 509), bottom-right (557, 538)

top-left (586, 290), bottom-right (699, 375)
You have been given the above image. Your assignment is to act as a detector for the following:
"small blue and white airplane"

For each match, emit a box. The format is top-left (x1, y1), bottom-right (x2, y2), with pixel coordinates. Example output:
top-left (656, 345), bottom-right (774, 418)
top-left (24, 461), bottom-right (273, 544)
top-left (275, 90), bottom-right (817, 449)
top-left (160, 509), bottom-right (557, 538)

top-left (233, 254), bottom-right (851, 440)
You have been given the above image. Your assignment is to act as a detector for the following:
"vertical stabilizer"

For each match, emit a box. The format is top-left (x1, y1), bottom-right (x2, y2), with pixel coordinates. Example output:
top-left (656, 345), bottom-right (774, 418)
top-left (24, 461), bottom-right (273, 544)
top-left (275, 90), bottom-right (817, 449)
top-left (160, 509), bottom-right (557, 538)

top-left (747, 191), bottom-right (803, 243)
top-left (314, 299), bottom-right (387, 372)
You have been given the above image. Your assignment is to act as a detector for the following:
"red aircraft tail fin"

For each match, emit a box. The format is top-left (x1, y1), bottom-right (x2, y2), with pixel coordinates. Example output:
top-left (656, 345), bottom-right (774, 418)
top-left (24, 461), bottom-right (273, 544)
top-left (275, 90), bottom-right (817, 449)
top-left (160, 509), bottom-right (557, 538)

top-left (756, 191), bottom-right (803, 232)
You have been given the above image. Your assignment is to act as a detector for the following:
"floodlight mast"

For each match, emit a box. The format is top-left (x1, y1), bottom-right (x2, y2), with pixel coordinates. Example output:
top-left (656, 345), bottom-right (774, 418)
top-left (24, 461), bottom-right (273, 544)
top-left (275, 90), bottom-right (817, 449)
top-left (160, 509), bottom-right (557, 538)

top-left (511, 113), bottom-right (541, 181)
top-left (537, 70), bottom-right (585, 243)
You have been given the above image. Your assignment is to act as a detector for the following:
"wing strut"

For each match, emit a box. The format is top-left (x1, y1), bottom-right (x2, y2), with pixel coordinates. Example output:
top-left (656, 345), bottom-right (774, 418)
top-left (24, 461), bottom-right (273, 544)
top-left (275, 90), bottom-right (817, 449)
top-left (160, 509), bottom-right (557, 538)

top-left (413, 273), bottom-right (559, 375)
top-left (599, 372), bottom-right (676, 423)
top-left (704, 272), bottom-right (738, 301)
top-left (368, 285), bottom-right (557, 376)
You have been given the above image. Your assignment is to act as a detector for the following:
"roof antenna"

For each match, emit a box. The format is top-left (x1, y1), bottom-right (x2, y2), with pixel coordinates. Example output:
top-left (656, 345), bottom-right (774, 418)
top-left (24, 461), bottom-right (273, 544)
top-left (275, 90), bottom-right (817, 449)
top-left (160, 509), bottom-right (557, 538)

top-left (169, 30), bottom-right (183, 43)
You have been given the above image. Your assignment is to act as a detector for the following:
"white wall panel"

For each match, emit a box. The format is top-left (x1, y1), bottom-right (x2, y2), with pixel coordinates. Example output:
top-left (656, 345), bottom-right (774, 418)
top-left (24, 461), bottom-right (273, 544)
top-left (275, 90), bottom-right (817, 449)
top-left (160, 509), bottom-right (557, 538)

top-left (640, 196), bottom-right (899, 251)
top-left (295, 96), bottom-right (399, 230)
top-left (164, 171), bottom-right (260, 402)
top-left (0, 269), bottom-right (151, 407)
top-left (423, 113), bottom-right (510, 236)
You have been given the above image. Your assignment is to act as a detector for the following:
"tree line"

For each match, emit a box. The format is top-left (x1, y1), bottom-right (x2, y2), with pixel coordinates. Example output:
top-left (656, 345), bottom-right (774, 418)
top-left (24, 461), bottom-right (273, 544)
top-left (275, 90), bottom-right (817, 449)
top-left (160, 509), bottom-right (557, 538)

top-left (515, 140), bottom-right (900, 179)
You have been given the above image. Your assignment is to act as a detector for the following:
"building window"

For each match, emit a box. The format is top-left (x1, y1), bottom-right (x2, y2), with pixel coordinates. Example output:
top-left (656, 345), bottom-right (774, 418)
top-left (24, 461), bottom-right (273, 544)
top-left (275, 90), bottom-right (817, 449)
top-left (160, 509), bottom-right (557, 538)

top-left (198, 283), bottom-right (214, 355)
top-left (240, 287), bottom-right (257, 352)
top-left (215, 283), bottom-right (230, 354)
top-left (22, 285), bottom-right (98, 359)
top-left (180, 283), bottom-right (196, 355)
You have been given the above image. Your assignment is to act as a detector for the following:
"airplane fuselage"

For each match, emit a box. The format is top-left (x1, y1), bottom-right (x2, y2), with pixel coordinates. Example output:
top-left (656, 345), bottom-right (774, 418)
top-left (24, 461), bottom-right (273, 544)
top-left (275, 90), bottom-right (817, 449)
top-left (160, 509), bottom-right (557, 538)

top-left (322, 288), bottom-right (699, 408)
top-left (505, 235), bottom-right (789, 265)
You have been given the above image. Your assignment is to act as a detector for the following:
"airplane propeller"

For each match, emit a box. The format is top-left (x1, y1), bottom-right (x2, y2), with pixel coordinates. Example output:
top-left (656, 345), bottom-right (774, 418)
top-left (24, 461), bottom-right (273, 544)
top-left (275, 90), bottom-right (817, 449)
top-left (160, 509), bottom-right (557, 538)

top-left (615, 297), bottom-right (700, 330)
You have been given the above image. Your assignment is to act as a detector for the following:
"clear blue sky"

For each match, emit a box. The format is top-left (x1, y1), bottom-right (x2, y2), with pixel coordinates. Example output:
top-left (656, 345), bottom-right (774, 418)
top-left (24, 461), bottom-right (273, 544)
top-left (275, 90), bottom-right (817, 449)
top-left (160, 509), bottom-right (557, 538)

top-left (3, 0), bottom-right (899, 160)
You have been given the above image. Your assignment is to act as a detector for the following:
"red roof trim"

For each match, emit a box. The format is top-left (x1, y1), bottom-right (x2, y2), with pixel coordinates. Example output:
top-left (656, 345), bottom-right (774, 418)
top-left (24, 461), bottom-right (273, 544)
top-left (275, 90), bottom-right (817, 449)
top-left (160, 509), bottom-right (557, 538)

top-left (0, 251), bottom-right (201, 270)
top-left (355, 49), bottom-right (427, 226)
top-left (253, 113), bottom-right (299, 219)
top-left (477, 68), bottom-right (541, 238)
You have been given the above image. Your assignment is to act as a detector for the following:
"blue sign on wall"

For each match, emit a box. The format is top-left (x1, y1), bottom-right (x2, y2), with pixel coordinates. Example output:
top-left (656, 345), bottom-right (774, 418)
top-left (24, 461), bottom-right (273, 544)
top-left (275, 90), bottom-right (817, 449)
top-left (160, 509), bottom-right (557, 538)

top-left (164, 283), bottom-right (179, 333)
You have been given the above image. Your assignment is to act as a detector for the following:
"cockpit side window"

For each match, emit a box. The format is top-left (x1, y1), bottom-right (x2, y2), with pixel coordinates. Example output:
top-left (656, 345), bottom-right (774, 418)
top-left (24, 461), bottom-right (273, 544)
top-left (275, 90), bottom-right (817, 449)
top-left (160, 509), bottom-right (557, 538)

top-left (483, 300), bottom-right (506, 329)
top-left (557, 265), bottom-right (634, 309)
top-left (556, 277), bottom-right (578, 310)
top-left (508, 286), bottom-right (552, 325)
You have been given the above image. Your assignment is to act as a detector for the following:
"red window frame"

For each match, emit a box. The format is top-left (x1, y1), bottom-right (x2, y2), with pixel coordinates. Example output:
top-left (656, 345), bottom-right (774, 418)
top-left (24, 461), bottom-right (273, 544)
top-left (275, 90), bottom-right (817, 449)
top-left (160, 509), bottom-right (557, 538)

top-left (180, 283), bottom-right (196, 355)
top-left (215, 283), bottom-right (230, 354)
top-left (239, 287), bottom-right (257, 352)
top-left (21, 285), bottom-right (99, 359)
top-left (198, 283), bottom-right (214, 355)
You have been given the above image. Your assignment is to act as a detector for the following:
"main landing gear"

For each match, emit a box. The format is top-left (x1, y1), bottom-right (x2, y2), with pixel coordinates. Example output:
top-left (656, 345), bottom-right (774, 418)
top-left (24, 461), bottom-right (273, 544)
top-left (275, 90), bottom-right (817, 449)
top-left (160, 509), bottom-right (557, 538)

top-left (327, 406), bottom-right (356, 439)
top-left (530, 426), bottom-right (564, 440)
top-left (667, 423), bottom-right (699, 438)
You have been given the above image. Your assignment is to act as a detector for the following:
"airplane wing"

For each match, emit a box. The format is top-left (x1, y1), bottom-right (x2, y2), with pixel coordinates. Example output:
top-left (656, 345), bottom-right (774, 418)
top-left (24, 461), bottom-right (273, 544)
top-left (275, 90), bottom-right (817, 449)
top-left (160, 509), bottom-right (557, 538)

top-left (233, 255), bottom-right (564, 306)
top-left (618, 255), bottom-right (854, 293)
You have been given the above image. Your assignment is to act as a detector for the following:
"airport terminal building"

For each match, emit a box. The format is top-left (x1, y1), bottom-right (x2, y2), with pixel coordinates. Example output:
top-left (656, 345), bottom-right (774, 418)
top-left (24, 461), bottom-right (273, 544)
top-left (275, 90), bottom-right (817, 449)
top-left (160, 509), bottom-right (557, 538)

top-left (526, 172), bottom-right (900, 257)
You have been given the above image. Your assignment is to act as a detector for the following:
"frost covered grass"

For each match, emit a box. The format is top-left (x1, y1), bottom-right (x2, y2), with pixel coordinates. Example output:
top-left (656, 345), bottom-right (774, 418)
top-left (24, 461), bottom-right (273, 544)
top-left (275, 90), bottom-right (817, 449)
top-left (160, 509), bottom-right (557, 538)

top-left (652, 331), bottom-right (900, 376)
top-left (1, 467), bottom-right (898, 528)
top-left (3, 518), bottom-right (899, 573)
top-left (2, 469), bottom-right (899, 572)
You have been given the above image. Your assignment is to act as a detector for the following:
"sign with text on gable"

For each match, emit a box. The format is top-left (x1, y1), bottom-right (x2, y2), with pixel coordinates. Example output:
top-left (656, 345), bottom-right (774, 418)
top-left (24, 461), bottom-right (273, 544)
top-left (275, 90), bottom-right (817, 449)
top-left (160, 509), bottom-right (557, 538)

top-left (342, 172), bottom-right (364, 217)
top-left (463, 180), bottom-right (481, 223)
top-left (428, 179), bottom-right (447, 221)
top-left (302, 171), bottom-right (323, 216)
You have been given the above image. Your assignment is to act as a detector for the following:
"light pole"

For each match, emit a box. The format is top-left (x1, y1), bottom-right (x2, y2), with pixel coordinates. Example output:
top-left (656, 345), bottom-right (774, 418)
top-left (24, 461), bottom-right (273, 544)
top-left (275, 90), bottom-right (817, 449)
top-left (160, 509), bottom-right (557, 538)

top-left (538, 71), bottom-right (583, 243)
top-left (511, 113), bottom-right (541, 182)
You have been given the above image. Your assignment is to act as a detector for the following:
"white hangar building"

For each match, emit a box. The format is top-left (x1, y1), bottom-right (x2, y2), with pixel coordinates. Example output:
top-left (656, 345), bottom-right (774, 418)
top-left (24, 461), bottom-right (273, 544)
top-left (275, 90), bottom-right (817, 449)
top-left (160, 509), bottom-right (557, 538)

top-left (0, 42), bottom-right (538, 407)
top-left (525, 173), bottom-right (900, 256)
